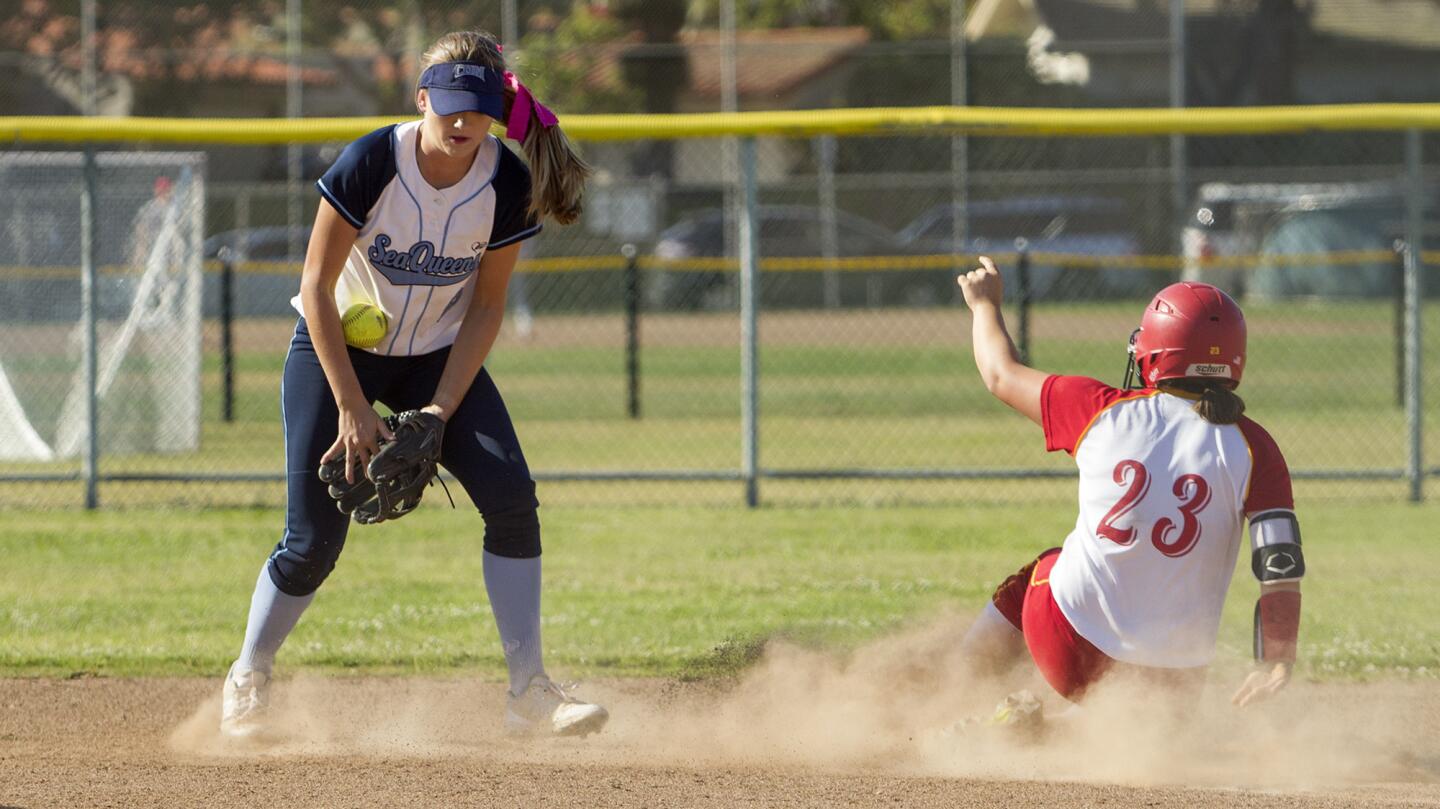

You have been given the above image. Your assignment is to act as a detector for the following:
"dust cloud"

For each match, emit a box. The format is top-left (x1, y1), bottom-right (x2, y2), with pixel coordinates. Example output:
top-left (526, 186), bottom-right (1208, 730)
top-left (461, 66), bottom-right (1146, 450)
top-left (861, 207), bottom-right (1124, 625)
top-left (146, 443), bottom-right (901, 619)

top-left (170, 616), bottom-right (1438, 791)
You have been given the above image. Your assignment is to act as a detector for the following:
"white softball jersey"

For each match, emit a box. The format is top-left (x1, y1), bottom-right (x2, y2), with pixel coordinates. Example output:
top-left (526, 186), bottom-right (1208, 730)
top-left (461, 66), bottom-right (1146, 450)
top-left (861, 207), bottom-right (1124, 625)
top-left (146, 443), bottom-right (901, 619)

top-left (1041, 376), bottom-right (1293, 668)
top-left (297, 120), bottom-right (541, 355)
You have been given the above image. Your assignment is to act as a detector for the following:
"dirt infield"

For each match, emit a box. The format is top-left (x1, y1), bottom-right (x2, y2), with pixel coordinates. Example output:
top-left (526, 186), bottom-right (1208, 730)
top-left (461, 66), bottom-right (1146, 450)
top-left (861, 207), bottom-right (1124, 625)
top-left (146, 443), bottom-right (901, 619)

top-left (3, 666), bottom-right (1437, 808)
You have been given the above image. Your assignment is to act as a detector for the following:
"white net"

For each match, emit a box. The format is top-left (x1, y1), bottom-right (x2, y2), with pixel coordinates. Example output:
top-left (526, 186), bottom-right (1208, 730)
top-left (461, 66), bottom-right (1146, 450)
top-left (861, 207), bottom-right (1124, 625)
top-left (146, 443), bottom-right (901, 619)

top-left (0, 152), bottom-right (205, 461)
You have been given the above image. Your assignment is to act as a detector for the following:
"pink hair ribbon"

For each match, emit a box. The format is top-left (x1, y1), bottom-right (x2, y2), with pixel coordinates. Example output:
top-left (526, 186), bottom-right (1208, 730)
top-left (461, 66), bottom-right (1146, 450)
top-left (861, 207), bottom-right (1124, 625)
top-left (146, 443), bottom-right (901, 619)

top-left (504, 71), bottom-right (558, 141)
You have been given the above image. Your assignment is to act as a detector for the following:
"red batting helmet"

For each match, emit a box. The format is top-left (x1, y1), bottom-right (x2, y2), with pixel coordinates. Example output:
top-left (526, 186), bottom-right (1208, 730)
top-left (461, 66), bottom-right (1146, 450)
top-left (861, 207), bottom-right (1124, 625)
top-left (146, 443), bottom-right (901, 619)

top-left (1132, 282), bottom-right (1247, 389)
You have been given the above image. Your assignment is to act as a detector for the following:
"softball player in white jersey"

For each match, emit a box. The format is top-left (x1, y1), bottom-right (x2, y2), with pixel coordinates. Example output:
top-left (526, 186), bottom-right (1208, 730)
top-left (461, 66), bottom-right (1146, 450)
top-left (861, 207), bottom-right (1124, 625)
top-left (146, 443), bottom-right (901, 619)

top-left (957, 257), bottom-right (1303, 707)
top-left (221, 30), bottom-right (607, 739)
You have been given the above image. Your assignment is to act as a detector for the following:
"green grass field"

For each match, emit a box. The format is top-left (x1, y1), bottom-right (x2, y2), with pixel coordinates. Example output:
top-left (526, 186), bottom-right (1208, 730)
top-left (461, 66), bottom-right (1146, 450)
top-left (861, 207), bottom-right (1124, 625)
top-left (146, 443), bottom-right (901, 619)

top-left (1, 300), bottom-right (1436, 685)
top-left (2, 501), bottom-right (1436, 681)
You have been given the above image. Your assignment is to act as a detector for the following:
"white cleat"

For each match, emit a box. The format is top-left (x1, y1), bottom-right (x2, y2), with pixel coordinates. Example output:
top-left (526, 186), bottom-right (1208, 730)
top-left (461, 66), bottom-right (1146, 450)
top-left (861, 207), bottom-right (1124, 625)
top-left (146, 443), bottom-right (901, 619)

top-left (220, 662), bottom-right (271, 740)
top-left (505, 675), bottom-right (609, 738)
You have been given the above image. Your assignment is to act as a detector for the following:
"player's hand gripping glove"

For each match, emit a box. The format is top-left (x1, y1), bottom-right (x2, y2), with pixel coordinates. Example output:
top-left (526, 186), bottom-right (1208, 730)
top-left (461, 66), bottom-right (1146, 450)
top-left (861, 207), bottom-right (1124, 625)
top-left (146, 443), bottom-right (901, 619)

top-left (318, 410), bottom-right (446, 524)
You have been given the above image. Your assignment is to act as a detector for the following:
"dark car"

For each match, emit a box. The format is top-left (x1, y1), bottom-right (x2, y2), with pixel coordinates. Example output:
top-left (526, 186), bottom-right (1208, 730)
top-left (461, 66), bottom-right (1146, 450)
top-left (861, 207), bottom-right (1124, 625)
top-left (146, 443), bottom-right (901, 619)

top-left (202, 226), bottom-right (311, 317)
top-left (1182, 181), bottom-right (1440, 300)
top-left (898, 195), bottom-right (1142, 298)
top-left (649, 205), bottom-right (927, 310)
top-left (203, 225), bottom-right (311, 264)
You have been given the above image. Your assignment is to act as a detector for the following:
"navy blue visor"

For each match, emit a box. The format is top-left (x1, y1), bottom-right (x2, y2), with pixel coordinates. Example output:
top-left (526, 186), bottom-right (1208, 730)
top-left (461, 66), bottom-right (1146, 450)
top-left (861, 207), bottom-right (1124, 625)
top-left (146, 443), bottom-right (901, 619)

top-left (418, 61), bottom-right (506, 118)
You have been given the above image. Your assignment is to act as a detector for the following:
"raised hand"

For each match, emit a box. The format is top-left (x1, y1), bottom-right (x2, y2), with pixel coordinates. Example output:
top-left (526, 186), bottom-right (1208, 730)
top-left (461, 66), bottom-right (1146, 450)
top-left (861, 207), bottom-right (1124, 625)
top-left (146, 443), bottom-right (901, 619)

top-left (957, 256), bottom-right (1005, 311)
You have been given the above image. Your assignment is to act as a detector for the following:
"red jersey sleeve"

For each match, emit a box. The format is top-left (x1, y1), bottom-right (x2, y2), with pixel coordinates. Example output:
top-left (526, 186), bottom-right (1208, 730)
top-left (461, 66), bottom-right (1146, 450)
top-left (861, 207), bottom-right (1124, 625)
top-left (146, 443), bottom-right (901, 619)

top-left (1237, 417), bottom-right (1295, 515)
top-left (1041, 375), bottom-right (1131, 454)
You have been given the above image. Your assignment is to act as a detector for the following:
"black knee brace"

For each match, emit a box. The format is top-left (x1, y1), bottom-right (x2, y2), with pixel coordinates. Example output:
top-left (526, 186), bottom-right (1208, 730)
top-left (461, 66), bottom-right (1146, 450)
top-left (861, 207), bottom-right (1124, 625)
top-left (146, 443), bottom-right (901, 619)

top-left (268, 549), bottom-right (339, 596)
top-left (482, 503), bottom-right (542, 558)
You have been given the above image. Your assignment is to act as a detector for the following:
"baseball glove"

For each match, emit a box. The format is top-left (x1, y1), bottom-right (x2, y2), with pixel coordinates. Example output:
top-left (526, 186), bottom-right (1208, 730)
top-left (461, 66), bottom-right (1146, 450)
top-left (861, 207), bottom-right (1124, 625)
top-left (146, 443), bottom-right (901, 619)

top-left (318, 410), bottom-right (446, 524)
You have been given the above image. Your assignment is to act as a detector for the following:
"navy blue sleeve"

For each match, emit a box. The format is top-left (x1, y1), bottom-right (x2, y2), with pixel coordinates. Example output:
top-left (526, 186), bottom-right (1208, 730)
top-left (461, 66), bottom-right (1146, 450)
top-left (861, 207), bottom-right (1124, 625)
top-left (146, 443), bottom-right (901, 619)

top-left (488, 143), bottom-right (543, 249)
top-left (316, 125), bottom-right (398, 229)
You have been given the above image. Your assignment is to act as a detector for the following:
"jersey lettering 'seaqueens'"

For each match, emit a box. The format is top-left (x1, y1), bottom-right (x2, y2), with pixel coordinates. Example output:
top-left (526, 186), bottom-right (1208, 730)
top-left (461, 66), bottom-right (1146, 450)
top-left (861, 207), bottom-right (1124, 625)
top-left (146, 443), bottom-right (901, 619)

top-left (1040, 375), bottom-right (1293, 668)
top-left (366, 233), bottom-right (480, 281)
top-left (297, 120), bottom-right (540, 356)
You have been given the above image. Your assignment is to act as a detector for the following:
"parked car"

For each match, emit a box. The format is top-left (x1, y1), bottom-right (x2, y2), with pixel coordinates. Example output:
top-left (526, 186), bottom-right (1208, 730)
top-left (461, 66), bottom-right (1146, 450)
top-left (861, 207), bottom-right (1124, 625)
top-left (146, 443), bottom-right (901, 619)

top-left (202, 225), bottom-right (310, 265)
top-left (201, 226), bottom-right (311, 317)
top-left (649, 205), bottom-right (925, 310)
top-left (897, 195), bottom-right (1143, 299)
top-left (1182, 181), bottom-right (1440, 299)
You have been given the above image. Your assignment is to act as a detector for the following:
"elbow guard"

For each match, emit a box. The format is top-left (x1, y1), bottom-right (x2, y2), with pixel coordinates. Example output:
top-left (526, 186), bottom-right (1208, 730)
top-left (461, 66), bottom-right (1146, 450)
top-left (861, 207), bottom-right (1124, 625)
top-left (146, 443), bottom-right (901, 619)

top-left (1254, 590), bottom-right (1301, 663)
top-left (1250, 509), bottom-right (1305, 583)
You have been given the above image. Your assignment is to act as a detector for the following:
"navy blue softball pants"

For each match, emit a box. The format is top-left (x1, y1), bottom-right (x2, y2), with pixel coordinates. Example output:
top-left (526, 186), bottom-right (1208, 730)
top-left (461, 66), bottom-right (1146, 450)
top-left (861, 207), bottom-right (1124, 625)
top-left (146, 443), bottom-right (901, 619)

top-left (267, 318), bottom-right (540, 597)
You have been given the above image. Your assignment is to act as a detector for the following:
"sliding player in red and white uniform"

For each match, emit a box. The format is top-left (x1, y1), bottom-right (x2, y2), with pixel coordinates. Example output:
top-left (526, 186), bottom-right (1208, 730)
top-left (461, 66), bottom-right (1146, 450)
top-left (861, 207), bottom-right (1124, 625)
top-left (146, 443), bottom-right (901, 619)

top-left (956, 257), bottom-right (1304, 709)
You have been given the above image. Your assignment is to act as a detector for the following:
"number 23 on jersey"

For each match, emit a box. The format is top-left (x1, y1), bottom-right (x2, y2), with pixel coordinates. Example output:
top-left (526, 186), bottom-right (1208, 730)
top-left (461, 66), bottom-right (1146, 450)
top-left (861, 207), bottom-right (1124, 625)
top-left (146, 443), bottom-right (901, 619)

top-left (1096, 459), bottom-right (1213, 557)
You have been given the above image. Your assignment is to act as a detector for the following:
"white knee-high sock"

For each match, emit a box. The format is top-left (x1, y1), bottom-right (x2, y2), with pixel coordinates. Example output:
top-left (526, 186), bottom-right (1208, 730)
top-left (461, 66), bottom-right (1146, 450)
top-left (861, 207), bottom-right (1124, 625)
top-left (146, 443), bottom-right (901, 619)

top-left (483, 551), bottom-right (546, 695)
top-left (235, 565), bottom-right (315, 675)
top-left (959, 601), bottom-right (1028, 675)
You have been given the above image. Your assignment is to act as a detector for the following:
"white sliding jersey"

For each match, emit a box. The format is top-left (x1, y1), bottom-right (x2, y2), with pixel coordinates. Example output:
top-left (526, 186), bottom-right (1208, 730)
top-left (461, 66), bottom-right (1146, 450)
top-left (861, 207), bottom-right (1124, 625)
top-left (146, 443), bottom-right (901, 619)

top-left (298, 120), bottom-right (541, 355)
top-left (1040, 375), bottom-right (1294, 668)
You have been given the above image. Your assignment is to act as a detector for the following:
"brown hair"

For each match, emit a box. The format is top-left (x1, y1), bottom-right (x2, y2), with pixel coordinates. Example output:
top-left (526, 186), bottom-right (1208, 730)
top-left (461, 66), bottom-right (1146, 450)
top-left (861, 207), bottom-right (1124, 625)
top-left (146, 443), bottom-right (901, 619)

top-left (1158, 379), bottom-right (1246, 424)
top-left (418, 30), bottom-right (591, 225)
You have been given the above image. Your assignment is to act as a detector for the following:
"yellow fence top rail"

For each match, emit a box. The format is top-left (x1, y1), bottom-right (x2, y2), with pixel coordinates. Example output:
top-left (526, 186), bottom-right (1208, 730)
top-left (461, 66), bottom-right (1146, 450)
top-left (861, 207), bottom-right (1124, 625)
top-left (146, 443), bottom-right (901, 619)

top-left (4, 104), bottom-right (1440, 145)
top-left (6, 249), bottom-right (1436, 280)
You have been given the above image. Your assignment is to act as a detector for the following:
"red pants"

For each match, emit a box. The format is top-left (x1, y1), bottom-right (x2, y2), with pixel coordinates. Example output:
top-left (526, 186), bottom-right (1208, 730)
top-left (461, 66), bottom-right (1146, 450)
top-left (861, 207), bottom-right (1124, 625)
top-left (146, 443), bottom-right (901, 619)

top-left (991, 548), bottom-right (1111, 701)
top-left (991, 549), bottom-right (1206, 702)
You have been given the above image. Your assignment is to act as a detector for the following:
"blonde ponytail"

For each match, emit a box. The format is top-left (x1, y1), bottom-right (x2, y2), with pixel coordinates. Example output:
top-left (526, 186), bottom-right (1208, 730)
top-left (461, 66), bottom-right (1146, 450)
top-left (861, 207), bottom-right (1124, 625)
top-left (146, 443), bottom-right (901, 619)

top-left (517, 119), bottom-right (590, 225)
top-left (1160, 379), bottom-right (1247, 424)
top-left (417, 30), bottom-right (590, 225)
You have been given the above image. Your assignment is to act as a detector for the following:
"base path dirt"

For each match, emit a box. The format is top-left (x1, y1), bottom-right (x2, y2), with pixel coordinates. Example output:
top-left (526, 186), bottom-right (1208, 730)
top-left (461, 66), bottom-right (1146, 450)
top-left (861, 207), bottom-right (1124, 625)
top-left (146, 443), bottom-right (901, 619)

top-left (1, 673), bottom-right (1437, 808)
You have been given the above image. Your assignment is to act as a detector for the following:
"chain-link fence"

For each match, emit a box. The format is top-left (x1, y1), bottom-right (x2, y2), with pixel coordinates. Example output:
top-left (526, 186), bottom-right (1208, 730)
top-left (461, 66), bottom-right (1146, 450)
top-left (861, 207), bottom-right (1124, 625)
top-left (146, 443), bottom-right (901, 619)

top-left (1, 0), bottom-right (1435, 509)
top-left (0, 153), bottom-right (205, 498)
top-left (0, 111), bottom-right (1434, 509)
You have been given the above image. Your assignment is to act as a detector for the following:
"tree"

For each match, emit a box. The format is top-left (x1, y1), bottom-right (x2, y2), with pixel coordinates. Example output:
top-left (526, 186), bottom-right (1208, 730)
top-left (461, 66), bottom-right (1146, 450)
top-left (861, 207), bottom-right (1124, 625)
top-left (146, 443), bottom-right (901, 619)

top-left (612, 0), bottom-right (690, 178)
top-left (683, 0), bottom-right (951, 40)
top-left (516, 2), bottom-right (639, 114)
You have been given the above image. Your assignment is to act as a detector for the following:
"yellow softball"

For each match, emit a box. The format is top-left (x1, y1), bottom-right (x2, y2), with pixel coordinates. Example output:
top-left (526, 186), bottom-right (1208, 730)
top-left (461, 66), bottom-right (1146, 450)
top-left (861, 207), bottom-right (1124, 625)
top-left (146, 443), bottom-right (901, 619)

top-left (340, 302), bottom-right (389, 349)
